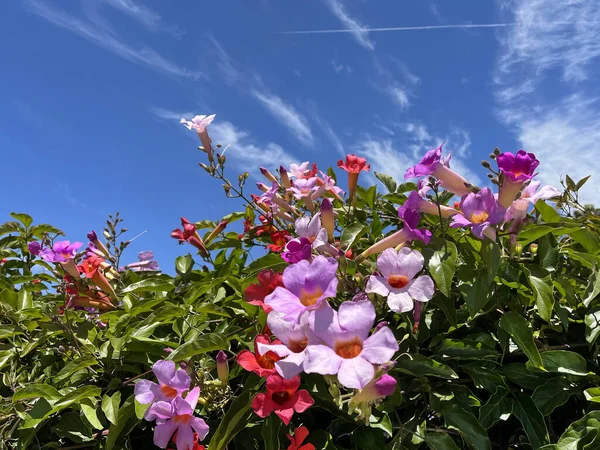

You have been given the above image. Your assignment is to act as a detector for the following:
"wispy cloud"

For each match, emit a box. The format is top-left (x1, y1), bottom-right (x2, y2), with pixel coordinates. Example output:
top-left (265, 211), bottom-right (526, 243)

top-left (321, 0), bottom-right (375, 50)
top-left (331, 59), bottom-right (353, 74)
top-left (494, 0), bottom-right (600, 202)
top-left (388, 87), bottom-right (410, 110)
top-left (280, 22), bottom-right (516, 35)
top-left (149, 106), bottom-right (196, 121)
top-left (251, 90), bottom-right (314, 147)
top-left (25, 0), bottom-right (200, 80)
top-left (371, 57), bottom-right (417, 111)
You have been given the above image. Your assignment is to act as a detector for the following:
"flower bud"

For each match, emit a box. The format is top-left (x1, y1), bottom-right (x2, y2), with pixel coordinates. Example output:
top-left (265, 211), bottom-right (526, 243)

top-left (487, 173), bottom-right (494, 179)
top-left (216, 351), bottom-right (229, 386)
top-left (256, 182), bottom-right (270, 193)
top-left (352, 374), bottom-right (397, 404)
top-left (103, 230), bottom-right (112, 240)
top-left (279, 165), bottom-right (291, 189)
top-left (481, 160), bottom-right (491, 169)
top-left (489, 153), bottom-right (497, 160)
top-left (205, 221), bottom-right (228, 245)
top-left (320, 198), bottom-right (335, 241)
top-left (199, 163), bottom-right (210, 173)
top-left (514, 243), bottom-right (523, 256)
top-left (260, 167), bottom-right (278, 184)
top-left (530, 243), bottom-right (538, 255)
top-left (494, 147), bottom-right (501, 155)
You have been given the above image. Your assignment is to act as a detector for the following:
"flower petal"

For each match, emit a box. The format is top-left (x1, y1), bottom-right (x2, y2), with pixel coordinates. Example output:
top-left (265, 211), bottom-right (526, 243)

top-left (184, 387), bottom-right (201, 410)
top-left (134, 379), bottom-right (157, 404)
top-left (337, 357), bottom-right (375, 389)
top-left (275, 351), bottom-right (307, 379)
top-left (175, 424), bottom-right (194, 450)
top-left (264, 287), bottom-right (304, 319)
top-left (337, 300), bottom-right (375, 340)
top-left (387, 291), bottom-right (414, 313)
top-left (365, 275), bottom-right (391, 297)
top-left (292, 389), bottom-right (315, 413)
top-left (153, 360), bottom-right (176, 386)
top-left (397, 247), bottom-right (425, 279)
top-left (153, 419), bottom-right (178, 448)
top-left (190, 416), bottom-right (210, 441)
top-left (361, 327), bottom-right (399, 364)
top-left (170, 368), bottom-right (191, 392)
top-left (407, 275), bottom-right (435, 302)
top-left (275, 407), bottom-right (295, 425)
top-left (251, 392), bottom-right (271, 418)
top-left (376, 248), bottom-right (400, 278)
top-left (303, 345), bottom-right (342, 375)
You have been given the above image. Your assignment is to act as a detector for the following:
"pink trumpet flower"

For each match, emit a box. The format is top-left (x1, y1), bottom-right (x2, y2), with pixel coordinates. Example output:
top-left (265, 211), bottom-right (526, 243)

top-left (180, 114), bottom-right (216, 159)
top-left (497, 150), bottom-right (540, 208)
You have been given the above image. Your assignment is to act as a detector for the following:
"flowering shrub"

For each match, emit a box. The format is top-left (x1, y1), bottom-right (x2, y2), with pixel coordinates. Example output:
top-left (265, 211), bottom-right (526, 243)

top-left (2, 115), bottom-right (600, 449)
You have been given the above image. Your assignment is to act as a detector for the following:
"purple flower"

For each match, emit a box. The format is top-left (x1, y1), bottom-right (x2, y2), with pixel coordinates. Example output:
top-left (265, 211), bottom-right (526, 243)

top-left (126, 251), bottom-right (160, 272)
top-left (450, 188), bottom-right (506, 240)
top-left (505, 181), bottom-right (561, 230)
top-left (87, 231), bottom-right (98, 242)
top-left (398, 191), bottom-right (459, 219)
top-left (39, 241), bottom-right (82, 263)
top-left (258, 181), bottom-right (297, 215)
top-left (148, 388), bottom-right (209, 449)
top-left (264, 256), bottom-right (338, 320)
top-left (282, 238), bottom-right (313, 264)
top-left (312, 171), bottom-right (344, 200)
top-left (288, 177), bottom-right (318, 200)
top-left (139, 251), bottom-right (154, 261)
top-left (497, 150), bottom-right (539, 183)
top-left (405, 143), bottom-right (474, 196)
top-left (134, 360), bottom-right (191, 407)
top-left (28, 241), bottom-right (42, 255)
top-left (366, 248), bottom-right (435, 313)
top-left (257, 311), bottom-right (321, 379)
top-left (295, 215), bottom-right (322, 241)
top-left (303, 300), bottom-right (398, 389)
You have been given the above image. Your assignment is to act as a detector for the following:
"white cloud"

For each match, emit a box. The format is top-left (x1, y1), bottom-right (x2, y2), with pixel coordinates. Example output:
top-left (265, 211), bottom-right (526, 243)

top-left (495, 0), bottom-right (600, 203)
top-left (251, 90), bottom-right (314, 146)
top-left (322, 0), bottom-right (375, 51)
top-left (371, 57), bottom-right (417, 111)
top-left (331, 59), bottom-right (353, 74)
top-left (26, 0), bottom-right (200, 80)
top-left (388, 87), bottom-right (410, 110)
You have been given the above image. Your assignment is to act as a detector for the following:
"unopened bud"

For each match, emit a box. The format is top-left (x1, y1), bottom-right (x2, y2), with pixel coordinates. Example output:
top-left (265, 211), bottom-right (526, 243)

top-left (216, 143), bottom-right (223, 149)
top-left (216, 351), bottom-right (229, 387)
top-left (198, 146), bottom-right (206, 153)
top-left (199, 163), bottom-right (211, 173)
top-left (256, 182), bottom-right (270, 193)
top-left (320, 198), bottom-right (335, 241)
top-left (494, 147), bottom-right (501, 155)
top-left (260, 167), bottom-right (278, 184)
top-left (514, 243), bottom-right (523, 256)
top-left (103, 230), bottom-right (112, 240)
top-left (222, 184), bottom-right (231, 195)
top-left (487, 173), bottom-right (494, 179)
top-left (530, 243), bottom-right (538, 255)
top-left (218, 154), bottom-right (226, 165)
top-left (489, 153), bottom-right (496, 160)
top-left (279, 165), bottom-right (291, 189)
top-left (244, 172), bottom-right (249, 179)
top-left (352, 374), bottom-right (397, 404)
top-left (205, 221), bottom-right (228, 245)
top-left (481, 160), bottom-right (491, 169)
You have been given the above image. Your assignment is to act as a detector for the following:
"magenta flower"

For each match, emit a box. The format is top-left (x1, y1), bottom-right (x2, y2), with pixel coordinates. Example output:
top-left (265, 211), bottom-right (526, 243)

top-left (259, 181), bottom-right (297, 214)
top-left (303, 300), bottom-right (398, 389)
top-left (497, 150), bottom-right (539, 183)
top-left (398, 191), bottom-right (459, 219)
top-left (359, 208), bottom-right (431, 260)
top-left (127, 251), bottom-right (160, 272)
top-left (404, 143), bottom-right (474, 196)
top-left (257, 311), bottom-right (321, 379)
top-left (264, 256), bottom-right (338, 320)
top-left (451, 188), bottom-right (506, 240)
top-left (28, 241), bottom-right (42, 255)
top-left (352, 374), bottom-right (397, 404)
top-left (289, 177), bottom-right (318, 200)
top-left (39, 241), bottom-right (82, 263)
top-left (365, 248), bottom-right (435, 313)
top-left (148, 388), bottom-right (209, 449)
top-left (282, 238), bottom-right (313, 264)
top-left (497, 150), bottom-right (540, 208)
top-left (505, 181), bottom-right (561, 230)
top-left (134, 360), bottom-right (191, 407)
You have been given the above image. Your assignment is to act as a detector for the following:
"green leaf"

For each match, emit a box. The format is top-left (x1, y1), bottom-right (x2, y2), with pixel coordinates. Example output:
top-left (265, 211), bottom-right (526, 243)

top-left (374, 172), bottom-right (397, 193)
top-left (10, 212), bottom-right (33, 228)
top-left (503, 363), bottom-right (553, 390)
top-left (440, 404), bottom-right (490, 450)
top-left (80, 399), bottom-right (103, 429)
top-left (535, 199), bottom-right (561, 223)
top-left (175, 254), bottom-right (194, 276)
top-left (352, 427), bottom-right (387, 450)
top-left (121, 277), bottom-right (175, 293)
top-left (54, 357), bottom-right (99, 384)
top-left (167, 333), bottom-right (229, 362)
top-left (54, 386), bottom-right (102, 409)
top-left (245, 253), bottom-right (287, 277)
top-left (571, 228), bottom-right (600, 254)
top-left (209, 388), bottom-right (256, 450)
top-left (478, 386), bottom-right (512, 429)
top-left (0, 221), bottom-right (21, 236)
top-left (538, 233), bottom-right (560, 271)
top-left (512, 393), bottom-right (550, 448)
top-left (431, 295), bottom-right (458, 327)
top-left (435, 339), bottom-right (498, 360)
top-left (584, 267), bottom-right (600, 307)
top-left (585, 308), bottom-right (600, 344)
top-left (340, 223), bottom-right (368, 250)
top-left (395, 354), bottom-right (458, 379)
top-left (542, 410), bottom-right (600, 450)
top-left (584, 387), bottom-right (600, 402)
top-left (17, 289), bottom-right (32, 310)
top-left (498, 312), bottom-right (543, 369)
top-left (428, 243), bottom-right (458, 298)
top-left (31, 223), bottom-right (63, 238)
top-left (532, 378), bottom-right (574, 415)
top-left (261, 415), bottom-right (281, 450)
top-left (424, 432), bottom-right (460, 450)
top-left (105, 395), bottom-right (138, 450)
top-left (523, 265), bottom-right (555, 322)
top-left (461, 362), bottom-right (507, 393)
top-left (102, 391), bottom-right (121, 425)
top-left (13, 384), bottom-right (61, 402)
top-left (460, 276), bottom-right (492, 316)
top-left (532, 350), bottom-right (588, 376)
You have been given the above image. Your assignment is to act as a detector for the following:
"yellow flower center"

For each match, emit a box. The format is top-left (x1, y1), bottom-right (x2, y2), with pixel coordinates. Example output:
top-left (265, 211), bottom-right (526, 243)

top-left (299, 288), bottom-right (323, 306)
top-left (335, 338), bottom-right (363, 359)
top-left (470, 211), bottom-right (490, 224)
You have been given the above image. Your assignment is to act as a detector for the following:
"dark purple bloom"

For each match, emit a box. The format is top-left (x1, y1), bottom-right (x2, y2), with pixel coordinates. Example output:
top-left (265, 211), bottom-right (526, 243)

top-left (28, 241), bottom-right (42, 255)
top-left (281, 238), bottom-right (313, 264)
top-left (404, 145), bottom-right (444, 178)
top-left (39, 241), bottom-right (82, 263)
top-left (496, 150), bottom-right (539, 183)
top-left (87, 230), bottom-right (98, 242)
top-left (450, 188), bottom-right (506, 240)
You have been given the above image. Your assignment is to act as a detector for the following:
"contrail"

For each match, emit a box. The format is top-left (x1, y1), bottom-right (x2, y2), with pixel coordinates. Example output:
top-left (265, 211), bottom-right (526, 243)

top-left (279, 23), bottom-right (517, 34)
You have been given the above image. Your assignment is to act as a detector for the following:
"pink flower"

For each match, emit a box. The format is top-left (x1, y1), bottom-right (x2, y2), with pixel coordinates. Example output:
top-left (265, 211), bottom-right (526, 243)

top-left (39, 241), bottom-right (82, 263)
top-left (288, 177), bottom-right (318, 200)
top-left (134, 360), bottom-right (191, 407)
top-left (366, 248), bottom-right (435, 313)
top-left (149, 389), bottom-right (209, 449)
top-left (28, 241), bottom-right (42, 255)
top-left (180, 114), bottom-right (216, 159)
top-left (282, 238), bottom-right (313, 264)
top-left (304, 300), bottom-right (398, 389)
top-left (496, 150), bottom-right (540, 208)
top-left (505, 181), bottom-right (561, 231)
top-left (352, 374), bottom-right (397, 404)
top-left (251, 375), bottom-right (314, 425)
top-left (398, 191), bottom-right (459, 219)
top-left (450, 188), bottom-right (506, 240)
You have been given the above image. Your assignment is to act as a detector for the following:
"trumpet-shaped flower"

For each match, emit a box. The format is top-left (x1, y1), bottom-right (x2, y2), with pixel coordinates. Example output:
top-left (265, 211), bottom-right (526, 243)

top-left (497, 150), bottom-right (540, 208)
top-left (40, 241), bottom-right (82, 263)
top-left (398, 191), bottom-right (459, 219)
top-left (289, 162), bottom-right (318, 180)
top-left (288, 177), bottom-right (318, 200)
top-left (180, 114), bottom-right (216, 158)
top-left (405, 143), bottom-right (474, 196)
top-left (237, 334), bottom-right (283, 377)
top-left (450, 188), bottom-right (506, 240)
top-left (171, 218), bottom-right (208, 256)
top-left (338, 154), bottom-right (370, 202)
top-left (351, 374), bottom-right (397, 404)
top-left (134, 360), bottom-right (191, 406)
top-left (149, 388), bottom-right (209, 450)
top-left (312, 171), bottom-right (344, 200)
top-left (304, 300), bottom-right (398, 389)
top-left (257, 312), bottom-right (321, 379)
top-left (366, 248), bottom-right (435, 313)
top-left (282, 238), bottom-right (312, 264)
top-left (251, 375), bottom-right (314, 425)
top-left (244, 270), bottom-right (284, 313)
top-left (505, 181), bottom-right (561, 230)
top-left (286, 426), bottom-right (315, 450)
top-left (264, 256), bottom-right (338, 320)
top-left (127, 250), bottom-right (160, 272)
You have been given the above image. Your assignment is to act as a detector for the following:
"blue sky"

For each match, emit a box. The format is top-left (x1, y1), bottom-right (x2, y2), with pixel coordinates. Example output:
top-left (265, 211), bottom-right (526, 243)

top-left (2, 0), bottom-right (600, 269)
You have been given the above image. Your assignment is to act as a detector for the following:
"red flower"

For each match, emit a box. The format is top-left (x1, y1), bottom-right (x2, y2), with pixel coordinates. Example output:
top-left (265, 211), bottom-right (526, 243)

top-left (244, 270), bottom-right (284, 313)
top-left (0, 258), bottom-right (7, 265)
top-left (171, 217), bottom-right (208, 256)
top-left (337, 154), bottom-right (370, 173)
top-left (251, 375), bottom-right (314, 425)
top-left (267, 230), bottom-right (290, 253)
top-left (32, 279), bottom-right (41, 284)
top-left (287, 426), bottom-right (315, 450)
top-left (237, 334), bottom-right (282, 377)
top-left (301, 163), bottom-right (319, 179)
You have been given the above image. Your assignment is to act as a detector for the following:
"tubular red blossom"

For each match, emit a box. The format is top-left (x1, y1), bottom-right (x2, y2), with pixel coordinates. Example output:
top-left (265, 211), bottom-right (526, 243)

top-left (237, 334), bottom-right (283, 377)
top-left (338, 154), bottom-right (370, 204)
top-left (171, 217), bottom-right (208, 257)
top-left (78, 260), bottom-right (117, 302)
top-left (245, 270), bottom-right (284, 313)
top-left (251, 375), bottom-right (314, 425)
